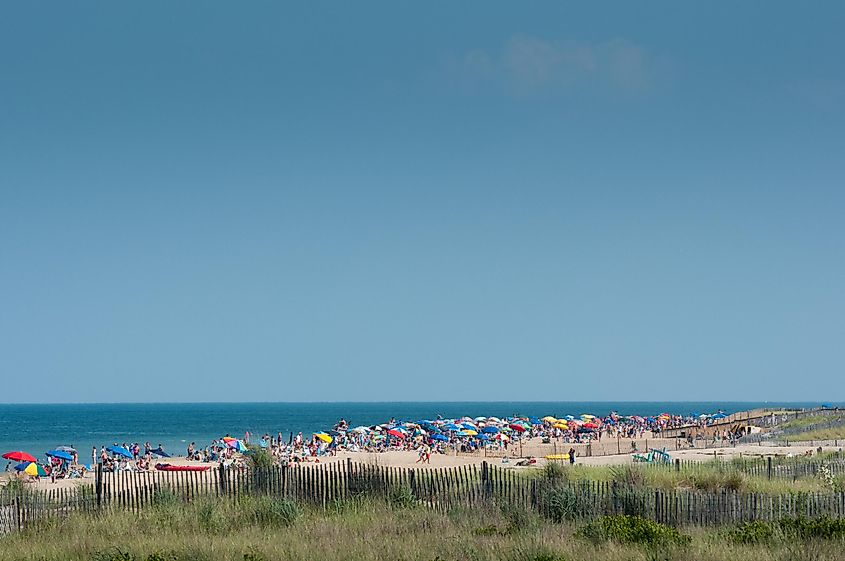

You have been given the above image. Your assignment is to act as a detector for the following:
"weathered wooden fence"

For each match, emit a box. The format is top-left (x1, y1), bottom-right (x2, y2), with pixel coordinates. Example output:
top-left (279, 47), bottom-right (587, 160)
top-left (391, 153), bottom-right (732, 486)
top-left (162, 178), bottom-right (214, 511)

top-left (639, 453), bottom-right (845, 480)
top-left (3, 460), bottom-right (845, 535)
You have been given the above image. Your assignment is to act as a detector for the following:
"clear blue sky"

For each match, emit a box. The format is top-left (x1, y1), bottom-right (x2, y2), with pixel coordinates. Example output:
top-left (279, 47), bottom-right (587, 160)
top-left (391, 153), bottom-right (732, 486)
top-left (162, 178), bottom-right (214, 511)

top-left (1, 2), bottom-right (843, 403)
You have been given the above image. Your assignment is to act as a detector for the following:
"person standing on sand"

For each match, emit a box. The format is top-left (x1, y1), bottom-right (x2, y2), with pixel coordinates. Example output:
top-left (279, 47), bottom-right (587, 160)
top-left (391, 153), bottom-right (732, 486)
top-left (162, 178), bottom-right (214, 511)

top-left (569, 447), bottom-right (576, 466)
top-left (92, 447), bottom-right (97, 466)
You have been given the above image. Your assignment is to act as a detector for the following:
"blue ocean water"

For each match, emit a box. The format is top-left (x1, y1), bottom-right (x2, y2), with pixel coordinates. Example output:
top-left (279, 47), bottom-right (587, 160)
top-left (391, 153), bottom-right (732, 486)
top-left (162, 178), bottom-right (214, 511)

top-left (0, 401), bottom-right (837, 461)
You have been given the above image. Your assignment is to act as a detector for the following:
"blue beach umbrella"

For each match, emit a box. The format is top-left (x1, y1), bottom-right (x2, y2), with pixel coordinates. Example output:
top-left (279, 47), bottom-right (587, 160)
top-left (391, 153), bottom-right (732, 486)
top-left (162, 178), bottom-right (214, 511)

top-left (106, 445), bottom-right (133, 459)
top-left (45, 450), bottom-right (74, 461)
top-left (482, 426), bottom-right (500, 434)
top-left (443, 423), bottom-right (461, 431)
top-left (430, 434), bottom-right (448, 442)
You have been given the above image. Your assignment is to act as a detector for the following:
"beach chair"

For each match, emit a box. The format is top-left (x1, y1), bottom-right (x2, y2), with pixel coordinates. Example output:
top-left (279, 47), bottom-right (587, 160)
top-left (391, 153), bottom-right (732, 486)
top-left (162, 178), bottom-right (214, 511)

top-left (650, 447), bottom-right (672, 463)
top-left (632, 452), bottom-right (652, 463)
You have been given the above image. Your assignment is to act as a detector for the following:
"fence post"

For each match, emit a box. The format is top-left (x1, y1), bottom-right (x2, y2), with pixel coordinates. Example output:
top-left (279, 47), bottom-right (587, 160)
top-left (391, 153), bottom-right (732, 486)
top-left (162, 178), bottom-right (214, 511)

top-left (767, 457), bottom-right (772, 480)
top-left (96, 464), bottom-right (103, 508)
top-left (675, 458), bottom-right (680, 472)
top-left (219, 462), bottom-right (226, 495)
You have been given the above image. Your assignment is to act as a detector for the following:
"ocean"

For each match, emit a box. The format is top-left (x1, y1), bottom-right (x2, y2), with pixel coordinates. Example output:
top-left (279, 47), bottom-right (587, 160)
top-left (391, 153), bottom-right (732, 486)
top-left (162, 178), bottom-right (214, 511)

top-left (0, 401), bottom-right (837, 461)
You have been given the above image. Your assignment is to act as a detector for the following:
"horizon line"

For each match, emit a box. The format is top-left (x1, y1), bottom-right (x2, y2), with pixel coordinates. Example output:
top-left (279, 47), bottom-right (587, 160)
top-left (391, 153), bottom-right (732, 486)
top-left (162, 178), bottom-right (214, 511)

top-left (0, 399), bottom-right (838, 406)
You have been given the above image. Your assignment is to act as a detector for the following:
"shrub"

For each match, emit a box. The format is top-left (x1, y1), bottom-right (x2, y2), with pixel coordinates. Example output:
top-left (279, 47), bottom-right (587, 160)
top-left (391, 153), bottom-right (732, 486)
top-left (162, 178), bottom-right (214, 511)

top-left (577, 515), bottom-right (691, 547)
top-left (778, 516), bottom-right (845, 540)
top-left (726, 520), bottom-right (777, 544)
top-left (248, 448), bottom-right (275, 470)
top-left (389, 485), bottom-right (416, 509)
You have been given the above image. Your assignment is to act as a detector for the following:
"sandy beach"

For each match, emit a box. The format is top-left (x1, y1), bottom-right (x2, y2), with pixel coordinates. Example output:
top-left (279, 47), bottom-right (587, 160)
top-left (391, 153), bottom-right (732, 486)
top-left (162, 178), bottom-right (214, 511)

top-left (5, 437), bottom-right (841, 492)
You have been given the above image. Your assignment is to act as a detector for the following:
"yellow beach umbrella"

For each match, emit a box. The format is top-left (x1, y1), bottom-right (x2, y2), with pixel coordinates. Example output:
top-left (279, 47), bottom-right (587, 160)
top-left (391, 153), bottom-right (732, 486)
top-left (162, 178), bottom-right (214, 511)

top-left (553, 423), bottom-right (569, 429)
top-left (314, 433), bottom-right (333, 443)
top-left (22, 462), bottom-right (48, 477)
top-left (542, 416), bottom-right (558, 423)
top-left (463, 429), bottom-right (478, 436)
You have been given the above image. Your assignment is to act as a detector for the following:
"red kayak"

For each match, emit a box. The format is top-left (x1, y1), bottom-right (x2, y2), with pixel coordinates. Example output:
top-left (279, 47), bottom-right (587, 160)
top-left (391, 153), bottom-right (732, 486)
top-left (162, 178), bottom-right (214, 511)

top-left (155, 463), bottom-right (210, 472)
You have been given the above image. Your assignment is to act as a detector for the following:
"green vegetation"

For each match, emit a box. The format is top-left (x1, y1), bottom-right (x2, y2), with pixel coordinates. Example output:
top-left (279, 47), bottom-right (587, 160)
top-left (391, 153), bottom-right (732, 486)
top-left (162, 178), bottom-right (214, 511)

top-left (727, 517), bottom-right (845, 544)
top-left (779, 415), bottom-right (845, 431)
top-left (5, 499), bottom-right (845, 561)
top-left (535, 461), bottom-right (837, 494)
top-left (786, 426), bottom-right (845, 442)
top-left (578, 515), bottom-right (691, 547)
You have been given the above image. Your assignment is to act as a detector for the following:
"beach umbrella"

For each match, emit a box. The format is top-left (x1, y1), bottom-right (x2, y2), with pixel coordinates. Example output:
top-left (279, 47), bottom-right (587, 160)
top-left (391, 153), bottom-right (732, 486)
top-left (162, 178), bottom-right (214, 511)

top-left (541, 416), bottom-right (557, 423)
top-left (583, 422), bottom-right (600, 429)
top-left (474, 416), bottom-right (487, 422)
top-left (430, 434), bottom-right (448, 442)
top-left (477, 433), bottom-right (490, 441)
top-left (482, 426), bottom-right (499, 434)
top-left (351, 426), bottom-right (369, 433)
top-left (226, 440), bottom-right (248, 452)
top-left (2, 451), bottom-right (36, 463)
top-left (16, 462), bottom-right (48, 477)
top-left (442, 423), bottom-right (461, 431)
top-left (461, 423), bottom-right (477, 431)
top-left (106, 445), bottom-right (133, 459)
top-left (462, 429), bottom-right (478, 436)
top-left (580, 414), bottom-right (595, 420)
top-left (488, 417), bottom-right (502, 423)
top-left (314, 433), bottom-right (333, 444)
top-left (553, 423), bottom-right (569, 429)
top-left (387, 429), bottom-right (406, 439)
top-left (46, 450), bottom-right (74, 461)
top-left (508, 424), bottom-right (526, 433)
top-left (564, 415), bottom-right (575, 421)
top-left (529, 418), bottom-right (542, 425)
top-left (495, 434), bottom-right (509, 441)
top-left (55, 446), bottom-right (77, 453)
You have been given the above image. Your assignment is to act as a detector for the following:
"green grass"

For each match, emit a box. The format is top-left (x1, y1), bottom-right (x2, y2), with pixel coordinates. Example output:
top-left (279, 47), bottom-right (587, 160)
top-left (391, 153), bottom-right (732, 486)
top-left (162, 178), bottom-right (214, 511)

top-left (779, 415), bottom-right (845, 431)
top-left (535, 460), bottom-right (837, 494)
top-left (4, 499), bottom-right (845, 561)
top-left (786, 426), bottom-right (845, 442)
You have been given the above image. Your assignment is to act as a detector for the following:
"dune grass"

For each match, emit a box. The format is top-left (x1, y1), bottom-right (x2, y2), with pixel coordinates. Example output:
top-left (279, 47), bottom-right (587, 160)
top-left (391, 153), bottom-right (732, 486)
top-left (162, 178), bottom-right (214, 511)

top-left (779, 415), bottom-right (845, 431)
top-left (536, 460), bottom-right (843, 494)
top-left (787, 426), bottom-right (845, 442)
top-left (3, 497), bottom-right (845, 561)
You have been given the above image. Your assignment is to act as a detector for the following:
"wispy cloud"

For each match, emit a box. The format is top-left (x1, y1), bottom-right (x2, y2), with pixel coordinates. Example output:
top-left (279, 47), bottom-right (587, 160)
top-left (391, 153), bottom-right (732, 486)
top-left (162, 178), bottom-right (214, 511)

top-left (449, 35), bottom-right (657, 96)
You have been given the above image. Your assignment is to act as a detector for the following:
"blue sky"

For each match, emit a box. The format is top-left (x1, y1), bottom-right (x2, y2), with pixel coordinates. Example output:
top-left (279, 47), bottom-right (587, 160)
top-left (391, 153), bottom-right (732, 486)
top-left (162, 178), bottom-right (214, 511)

top-left (1, 2), bottom-right (843, 403)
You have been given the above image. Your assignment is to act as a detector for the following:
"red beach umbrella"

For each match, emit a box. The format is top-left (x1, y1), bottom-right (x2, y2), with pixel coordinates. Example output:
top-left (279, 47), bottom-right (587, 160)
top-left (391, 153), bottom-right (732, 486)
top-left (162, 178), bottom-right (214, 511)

top-left (2, 451), bottom-right (36, 463)
top-left (508, 424), bottom-right (526, 433)
top-left (387, 429), bottom-right (406, 439)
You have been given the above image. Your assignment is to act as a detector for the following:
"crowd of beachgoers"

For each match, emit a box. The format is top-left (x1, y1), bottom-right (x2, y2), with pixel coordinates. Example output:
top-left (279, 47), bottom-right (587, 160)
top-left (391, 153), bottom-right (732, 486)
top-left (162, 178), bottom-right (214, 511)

top-left (2, 409), bottom-right (736, 482)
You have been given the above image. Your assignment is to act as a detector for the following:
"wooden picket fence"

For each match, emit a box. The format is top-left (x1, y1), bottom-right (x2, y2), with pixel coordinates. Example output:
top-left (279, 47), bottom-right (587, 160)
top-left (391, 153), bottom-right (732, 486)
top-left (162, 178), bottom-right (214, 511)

top-left (3, 460), bottom-right (845, 534)
top-left (640, 453), bottom-right (845, 480)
